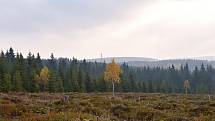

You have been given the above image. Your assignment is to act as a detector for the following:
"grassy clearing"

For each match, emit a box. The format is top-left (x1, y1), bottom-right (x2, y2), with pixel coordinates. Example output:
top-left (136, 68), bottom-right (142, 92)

top-left (0, 93), bottom-right (215, 121)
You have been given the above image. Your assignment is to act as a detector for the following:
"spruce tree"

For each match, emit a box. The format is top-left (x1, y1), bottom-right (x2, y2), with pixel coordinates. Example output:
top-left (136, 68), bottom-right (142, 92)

top-left (1, 73), bottom-right (12, 92)
top-left (129, 73), bottom-right (135, 92)
top-left (56, 75), bottom-right (64, 92)
top-left (48, 71), bottom-right (64, 92)
top-left (85, 73), bottom-right (94, 92)
top-left (0, 51), bottom-right (5, 89)
top-left (78, 69), bottom-right (86, 92)
top-left (48, 72), bottom-right (57, 92)
top-left (13, 71), bottom-right (23, 92)
top-left (36, 53), bottom-right (43, 73)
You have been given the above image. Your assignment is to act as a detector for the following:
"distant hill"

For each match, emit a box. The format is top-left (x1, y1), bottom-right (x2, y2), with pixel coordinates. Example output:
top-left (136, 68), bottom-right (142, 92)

top-left (87, 57), bottom-right (158, 63)
top-left (127, 59), bottom-right (215, 71)
top-left (191, 56), bottom-right (215, 61)
top-left (87, 57), bottom-right (215, 71)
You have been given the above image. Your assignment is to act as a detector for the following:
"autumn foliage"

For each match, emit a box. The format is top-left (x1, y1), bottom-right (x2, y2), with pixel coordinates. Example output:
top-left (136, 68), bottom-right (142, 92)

top-left (104, 59), bottom-right (121, 83)
top-left (38, 66), bottom-right (50, 91)
top-left (104, 59), bottom-right (122, 96)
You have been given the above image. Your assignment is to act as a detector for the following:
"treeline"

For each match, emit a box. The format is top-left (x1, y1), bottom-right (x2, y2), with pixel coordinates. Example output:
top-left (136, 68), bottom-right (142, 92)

top-left (0, 47), bottom-right (215, 94)
top-left (127, 64), bottom-right (215, 94)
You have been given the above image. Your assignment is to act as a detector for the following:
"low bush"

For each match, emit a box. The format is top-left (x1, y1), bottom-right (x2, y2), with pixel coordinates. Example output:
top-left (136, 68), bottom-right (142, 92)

top-left (0, 103), bottom-right (18, 117)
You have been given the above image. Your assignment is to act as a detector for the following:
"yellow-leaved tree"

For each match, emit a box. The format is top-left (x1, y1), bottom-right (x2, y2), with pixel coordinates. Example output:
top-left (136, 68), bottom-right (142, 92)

top-left (104, 59), bottom-right (122, 97)
top-left (39, 66), bottom-right (49, 92)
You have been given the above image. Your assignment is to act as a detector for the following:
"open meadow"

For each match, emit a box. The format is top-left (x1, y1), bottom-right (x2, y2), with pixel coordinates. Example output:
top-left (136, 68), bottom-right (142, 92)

top-left (0, 93), bottom-right (215, 121)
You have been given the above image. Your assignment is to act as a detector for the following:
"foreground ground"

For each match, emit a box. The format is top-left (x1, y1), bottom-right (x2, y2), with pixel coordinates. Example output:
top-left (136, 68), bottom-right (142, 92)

top-left (0, 93), bottom-right (215, 121)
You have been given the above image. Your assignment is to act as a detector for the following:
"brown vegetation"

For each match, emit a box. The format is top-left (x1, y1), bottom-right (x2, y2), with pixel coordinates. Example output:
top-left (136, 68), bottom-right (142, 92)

top-left (0, 93), bottom-right (215, 121)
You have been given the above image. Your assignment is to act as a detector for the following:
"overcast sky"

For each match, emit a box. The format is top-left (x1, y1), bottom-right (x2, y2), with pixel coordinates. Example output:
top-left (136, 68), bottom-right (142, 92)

top-left (0, 0), bottom-right (215, 59)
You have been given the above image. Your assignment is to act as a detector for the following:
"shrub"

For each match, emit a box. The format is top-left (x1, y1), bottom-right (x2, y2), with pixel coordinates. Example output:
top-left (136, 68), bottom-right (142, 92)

top-left (0, 103), bottom-right (18, 117)
top-left (136, 108), bottom-right (166, 121)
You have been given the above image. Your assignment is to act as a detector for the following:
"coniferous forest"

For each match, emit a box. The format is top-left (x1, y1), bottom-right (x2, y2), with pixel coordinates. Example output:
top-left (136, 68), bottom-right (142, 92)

top-left (0, 47), bottom-right (215, 94)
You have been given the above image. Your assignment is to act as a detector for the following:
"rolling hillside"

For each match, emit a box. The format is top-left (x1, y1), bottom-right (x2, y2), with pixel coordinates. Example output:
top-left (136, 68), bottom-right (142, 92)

top-left (87, 57), bottom-right (215, 71)
top-left (87, 57), bottom-right (158, 63)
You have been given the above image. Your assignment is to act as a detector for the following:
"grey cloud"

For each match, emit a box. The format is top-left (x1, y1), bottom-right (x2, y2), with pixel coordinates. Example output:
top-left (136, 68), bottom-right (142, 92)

top-left (0, 0), bottom-right (214, 59)
top-left (0, 0), bottom-right (144, 35)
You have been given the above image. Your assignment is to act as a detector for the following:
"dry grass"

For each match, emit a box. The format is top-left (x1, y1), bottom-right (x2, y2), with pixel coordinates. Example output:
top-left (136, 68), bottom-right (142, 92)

top-left (0, 93), bottom-right (215, 121)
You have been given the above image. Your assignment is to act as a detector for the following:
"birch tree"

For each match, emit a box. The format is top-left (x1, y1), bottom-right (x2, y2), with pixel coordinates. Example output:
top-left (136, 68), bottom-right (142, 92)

top-left (184, 80), bottom-right (190, 96)
top-left (104, 59), bottom-right (121, 97)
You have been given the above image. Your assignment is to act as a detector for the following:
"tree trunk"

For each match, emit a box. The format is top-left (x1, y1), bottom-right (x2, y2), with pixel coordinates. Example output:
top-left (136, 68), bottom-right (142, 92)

top-left (112, 82), bottom-right (115, 97)
top-left (208, 95), bottom-right (211, 101)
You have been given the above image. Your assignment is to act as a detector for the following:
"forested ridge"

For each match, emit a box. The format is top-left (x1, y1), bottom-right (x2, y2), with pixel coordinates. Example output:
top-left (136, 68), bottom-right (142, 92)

top-left (0, 47), bottom-right (215, 94)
